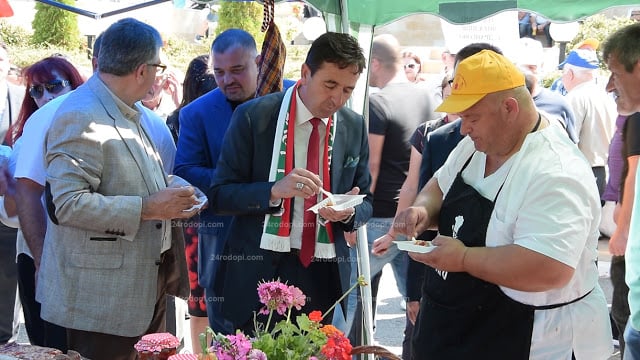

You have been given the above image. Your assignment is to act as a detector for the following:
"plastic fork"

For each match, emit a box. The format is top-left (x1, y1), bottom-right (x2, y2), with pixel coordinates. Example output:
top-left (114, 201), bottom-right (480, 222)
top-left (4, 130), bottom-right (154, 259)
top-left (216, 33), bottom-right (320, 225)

top-left (319, 188), bottom-right (335, 205)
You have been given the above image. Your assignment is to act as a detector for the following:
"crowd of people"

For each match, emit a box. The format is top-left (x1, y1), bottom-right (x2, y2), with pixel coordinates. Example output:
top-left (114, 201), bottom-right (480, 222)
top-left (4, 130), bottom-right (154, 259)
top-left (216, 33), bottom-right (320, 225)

top-left (0, 13), bottom-right (638, 360)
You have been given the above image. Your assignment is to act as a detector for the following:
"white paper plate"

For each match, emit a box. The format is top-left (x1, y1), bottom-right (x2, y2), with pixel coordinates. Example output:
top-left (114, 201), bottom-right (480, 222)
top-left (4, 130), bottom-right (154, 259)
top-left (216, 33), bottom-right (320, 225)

top-left (183, 195), bottom-right (208, 212)
top-left (307, 194), bottom-right (366, 213)
top-left (394, 240), bottom-right (436, 253)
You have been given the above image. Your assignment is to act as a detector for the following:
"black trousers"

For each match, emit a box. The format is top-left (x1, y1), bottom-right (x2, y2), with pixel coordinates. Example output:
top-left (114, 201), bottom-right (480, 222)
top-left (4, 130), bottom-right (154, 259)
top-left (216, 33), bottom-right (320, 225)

top-left (16, 254), bottom-right (67, 351)
top-left (238, 252), bottom-right (342, 334)
top-left (611, 255), bottom-right (630, 356)
top-left (592, 166), bottom-right (606, 205)
top-left (0, 223), bottom-right (18, 344)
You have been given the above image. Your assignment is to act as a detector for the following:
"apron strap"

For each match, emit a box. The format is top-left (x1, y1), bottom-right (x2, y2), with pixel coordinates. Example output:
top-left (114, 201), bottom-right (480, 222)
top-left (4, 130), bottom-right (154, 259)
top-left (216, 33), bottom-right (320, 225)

top-left (532, 288), bottom-right (593, 310)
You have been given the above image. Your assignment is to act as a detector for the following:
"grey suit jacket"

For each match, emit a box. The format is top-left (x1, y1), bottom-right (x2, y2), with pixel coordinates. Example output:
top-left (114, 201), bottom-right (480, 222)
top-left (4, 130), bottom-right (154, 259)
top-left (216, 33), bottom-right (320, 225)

top-left (37, 75), bottom-right (188, 337)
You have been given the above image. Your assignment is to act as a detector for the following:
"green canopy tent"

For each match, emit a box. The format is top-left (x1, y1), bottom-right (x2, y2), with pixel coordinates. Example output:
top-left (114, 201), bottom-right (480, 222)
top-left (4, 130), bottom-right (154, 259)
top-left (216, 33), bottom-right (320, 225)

top-left (35, 0), bottom-right (638, 29)
top-left (296, 0), bottom-right (637, 114)
top-left (306, 0), bottom-right (636, 26)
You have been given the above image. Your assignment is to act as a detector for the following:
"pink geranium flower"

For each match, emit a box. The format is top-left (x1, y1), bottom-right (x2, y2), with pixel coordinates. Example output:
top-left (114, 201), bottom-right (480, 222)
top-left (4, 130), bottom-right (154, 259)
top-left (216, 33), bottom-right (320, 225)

top-left (200, 278), bottom-right (367, 360)
top-left (289, 284), bottom-right (306, 310)
top-left (257, 280), bottom-right (293, 316)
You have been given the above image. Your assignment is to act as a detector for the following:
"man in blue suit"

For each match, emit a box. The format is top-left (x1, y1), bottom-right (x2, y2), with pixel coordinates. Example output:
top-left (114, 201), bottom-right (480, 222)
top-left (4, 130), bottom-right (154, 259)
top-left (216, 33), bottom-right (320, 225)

top-left (174, 29), bottom-right (295, 333)
top-left (209, 32), bottom-right (372, 333)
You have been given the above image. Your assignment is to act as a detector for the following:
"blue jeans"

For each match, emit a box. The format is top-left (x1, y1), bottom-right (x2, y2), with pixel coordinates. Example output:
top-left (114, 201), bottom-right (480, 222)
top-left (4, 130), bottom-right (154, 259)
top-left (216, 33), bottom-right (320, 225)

top-left (343, 218), bottom-right (408, 333)
top-left (364, 217), bottom-right (408, 296)
top-left (625, 321), bottom-right (640, 360)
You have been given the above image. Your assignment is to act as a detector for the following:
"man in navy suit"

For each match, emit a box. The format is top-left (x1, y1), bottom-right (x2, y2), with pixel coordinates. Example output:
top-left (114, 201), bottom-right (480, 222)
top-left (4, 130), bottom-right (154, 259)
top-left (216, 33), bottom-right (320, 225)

top-left (209, 32), bottom-right (372, 333)
top-left (175, 29), bottom-right (295, 334)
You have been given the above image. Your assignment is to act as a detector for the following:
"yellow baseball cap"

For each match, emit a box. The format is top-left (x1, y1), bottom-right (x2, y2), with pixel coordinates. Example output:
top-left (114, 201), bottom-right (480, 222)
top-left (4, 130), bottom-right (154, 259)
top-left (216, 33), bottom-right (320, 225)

top-left (574, 38), bottom-right (599, 51)
top-left (435, 50), bottom-right (525, 114)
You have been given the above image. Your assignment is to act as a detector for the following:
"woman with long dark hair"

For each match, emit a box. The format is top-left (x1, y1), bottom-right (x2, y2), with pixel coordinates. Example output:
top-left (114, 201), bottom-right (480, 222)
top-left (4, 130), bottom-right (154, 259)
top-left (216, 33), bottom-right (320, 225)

top-left (166, 54), bottom-right (216, 143)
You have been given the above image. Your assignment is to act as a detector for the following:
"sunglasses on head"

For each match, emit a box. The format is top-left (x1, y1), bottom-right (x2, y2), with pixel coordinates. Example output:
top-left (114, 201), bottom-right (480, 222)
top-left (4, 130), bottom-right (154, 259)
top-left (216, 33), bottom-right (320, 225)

top-left (29, 79), bottom-right (71, 99)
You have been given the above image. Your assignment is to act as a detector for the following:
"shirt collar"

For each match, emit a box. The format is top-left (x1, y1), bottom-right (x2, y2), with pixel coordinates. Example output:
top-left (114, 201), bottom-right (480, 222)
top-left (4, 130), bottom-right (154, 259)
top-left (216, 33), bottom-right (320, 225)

top-left (294, 89), bottom-right (329, 126)
top-left (97, 77), bottom-right (141, 123)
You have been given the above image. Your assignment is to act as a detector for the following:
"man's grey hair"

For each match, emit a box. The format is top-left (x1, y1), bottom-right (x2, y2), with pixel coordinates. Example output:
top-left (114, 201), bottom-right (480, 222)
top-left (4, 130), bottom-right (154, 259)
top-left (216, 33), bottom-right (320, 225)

top-left (92, 32), bottom-right (104, 59)
top-left (211, 28), bottom-right (257, 57)
top-left (98, 18), bottom-right (162, 76)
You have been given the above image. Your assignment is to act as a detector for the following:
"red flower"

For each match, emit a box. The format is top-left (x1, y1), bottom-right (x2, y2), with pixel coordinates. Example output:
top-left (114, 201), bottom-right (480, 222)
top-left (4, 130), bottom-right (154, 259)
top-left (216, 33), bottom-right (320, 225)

top-left (309, 310), bottom-right (323, 322)
top-left (320, 326), bottom-right (352, 360)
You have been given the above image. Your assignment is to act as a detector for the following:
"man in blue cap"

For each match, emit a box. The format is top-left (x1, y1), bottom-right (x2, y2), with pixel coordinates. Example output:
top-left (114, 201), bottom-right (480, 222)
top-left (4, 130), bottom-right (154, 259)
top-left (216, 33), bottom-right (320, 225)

top-left (560, 48), bottom-right (617, 200)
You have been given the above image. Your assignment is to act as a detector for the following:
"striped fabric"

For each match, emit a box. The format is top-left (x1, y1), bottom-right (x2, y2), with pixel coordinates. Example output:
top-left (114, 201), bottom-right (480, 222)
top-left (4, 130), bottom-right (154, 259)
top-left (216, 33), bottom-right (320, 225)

top-left (256, 0), bottom-right (286, 97)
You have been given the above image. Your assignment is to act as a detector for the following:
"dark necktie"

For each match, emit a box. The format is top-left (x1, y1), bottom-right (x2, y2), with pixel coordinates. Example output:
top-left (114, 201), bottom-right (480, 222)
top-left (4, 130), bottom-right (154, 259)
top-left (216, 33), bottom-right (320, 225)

top-left (300, 118), bottom-right (320, 267)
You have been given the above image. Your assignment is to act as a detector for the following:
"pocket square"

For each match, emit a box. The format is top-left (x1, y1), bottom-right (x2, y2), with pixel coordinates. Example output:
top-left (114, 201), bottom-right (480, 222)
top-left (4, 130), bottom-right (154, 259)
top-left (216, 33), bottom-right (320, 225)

top-left (343, 155), bottom-right (360, 168)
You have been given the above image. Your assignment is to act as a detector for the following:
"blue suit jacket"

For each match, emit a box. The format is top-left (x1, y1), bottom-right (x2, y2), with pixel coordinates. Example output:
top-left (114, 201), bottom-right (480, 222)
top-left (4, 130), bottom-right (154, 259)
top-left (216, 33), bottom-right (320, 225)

top-left (209, 91), bottom-right (373, 327)
top-left (408, 119), bottom-right (463, 301)
top-left (174, 88), bottom-right (234, 291)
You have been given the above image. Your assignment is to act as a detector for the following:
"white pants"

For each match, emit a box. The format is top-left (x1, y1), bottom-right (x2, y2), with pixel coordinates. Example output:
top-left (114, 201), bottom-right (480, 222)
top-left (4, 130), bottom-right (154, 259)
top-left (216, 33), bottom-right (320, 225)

top-left (600, 201), bottom-right (616, 238)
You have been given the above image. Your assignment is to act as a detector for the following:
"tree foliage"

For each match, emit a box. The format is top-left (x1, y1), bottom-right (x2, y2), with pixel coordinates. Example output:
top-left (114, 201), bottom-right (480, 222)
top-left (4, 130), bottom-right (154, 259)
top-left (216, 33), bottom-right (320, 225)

top-left (542, 14), bottom-right (637, 87)
top-left (0, 20), bottom-right (30, 47)
top-left (569, 14), bottom-right (636, 69)
top-left (215, 1), bottom-right (265, 46)
top-left (31, 0), bottom-right (82, 50)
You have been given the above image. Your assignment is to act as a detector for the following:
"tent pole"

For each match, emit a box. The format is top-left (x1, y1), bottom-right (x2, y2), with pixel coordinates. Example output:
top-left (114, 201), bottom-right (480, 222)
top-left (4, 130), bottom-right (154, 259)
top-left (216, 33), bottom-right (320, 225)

top-left (35, 0), bottom-right (170, 19)
top-left (338, 0), bottom-right (349, 33)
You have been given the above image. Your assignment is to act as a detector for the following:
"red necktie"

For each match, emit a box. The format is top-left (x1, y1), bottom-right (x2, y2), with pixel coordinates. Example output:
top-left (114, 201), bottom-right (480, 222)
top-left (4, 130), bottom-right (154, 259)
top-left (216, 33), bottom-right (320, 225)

top-left (300, 118), bottom-right (320, 267)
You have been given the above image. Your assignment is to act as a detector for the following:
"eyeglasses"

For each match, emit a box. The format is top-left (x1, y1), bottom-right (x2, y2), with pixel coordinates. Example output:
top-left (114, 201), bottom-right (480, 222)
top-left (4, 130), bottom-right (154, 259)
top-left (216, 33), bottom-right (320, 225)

top-left (147, 63), bottom-right (167, 75)
top-left (28, 79), bottom-right (71, 99)
top-left (404, 63), bottom-right (418, 70)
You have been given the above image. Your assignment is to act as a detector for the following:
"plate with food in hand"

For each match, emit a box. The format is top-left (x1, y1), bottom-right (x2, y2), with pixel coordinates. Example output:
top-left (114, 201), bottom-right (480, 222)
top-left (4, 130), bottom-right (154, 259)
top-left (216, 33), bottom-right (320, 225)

top-left (307, 194), bottom-right (366, 213)
top-left (394, 239), bottom-right (436, 253)
top-left (183, 196), bottom-right (208, 212)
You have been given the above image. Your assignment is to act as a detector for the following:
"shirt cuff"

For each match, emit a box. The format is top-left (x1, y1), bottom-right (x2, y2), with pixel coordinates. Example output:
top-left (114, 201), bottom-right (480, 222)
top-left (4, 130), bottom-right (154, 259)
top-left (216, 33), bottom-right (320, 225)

top-left (269, 198), bottom-right (284, 217)
top-left (269, 198), bottom-right (282, 207)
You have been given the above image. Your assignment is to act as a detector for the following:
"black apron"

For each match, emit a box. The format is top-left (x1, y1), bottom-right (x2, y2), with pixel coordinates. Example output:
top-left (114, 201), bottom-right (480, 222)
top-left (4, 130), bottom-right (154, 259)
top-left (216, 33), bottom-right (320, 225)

top-left (411, 153), bottom-right (533, 359)
top-left (411, 151), bottom-right (590, 360)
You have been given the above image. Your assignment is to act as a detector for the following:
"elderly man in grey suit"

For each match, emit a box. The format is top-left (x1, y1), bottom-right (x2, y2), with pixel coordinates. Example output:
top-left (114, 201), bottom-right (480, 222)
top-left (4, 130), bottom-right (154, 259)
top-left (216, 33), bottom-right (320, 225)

top-left (38, 18), bottom-right (199, 360)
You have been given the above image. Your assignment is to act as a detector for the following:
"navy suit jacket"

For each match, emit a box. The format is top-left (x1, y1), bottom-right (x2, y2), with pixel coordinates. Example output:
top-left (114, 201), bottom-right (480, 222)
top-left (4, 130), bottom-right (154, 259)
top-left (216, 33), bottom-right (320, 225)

top-left (418, 119), bottom-right (464, 189)
top-left (174, 81), bottom-right (295, 290)
top-left (408, 119), bottom-right (463, 301)
top-left (209, 91), bottom-right (373, 327)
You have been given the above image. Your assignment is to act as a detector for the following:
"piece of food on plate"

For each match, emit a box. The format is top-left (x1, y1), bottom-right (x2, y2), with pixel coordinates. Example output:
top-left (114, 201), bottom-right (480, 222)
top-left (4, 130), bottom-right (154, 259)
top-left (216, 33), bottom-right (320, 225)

top-left (412, 239), bottom-right (431, 247)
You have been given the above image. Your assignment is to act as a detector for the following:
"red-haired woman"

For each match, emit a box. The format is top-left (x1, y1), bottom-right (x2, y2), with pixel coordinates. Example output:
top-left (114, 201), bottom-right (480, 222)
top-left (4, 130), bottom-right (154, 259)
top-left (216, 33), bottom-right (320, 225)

top-left (1, 55), bottom-right (84, 351)
top-left (5, 55), bottom-right (84, 146)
